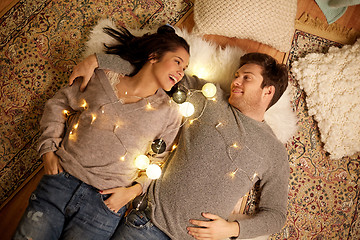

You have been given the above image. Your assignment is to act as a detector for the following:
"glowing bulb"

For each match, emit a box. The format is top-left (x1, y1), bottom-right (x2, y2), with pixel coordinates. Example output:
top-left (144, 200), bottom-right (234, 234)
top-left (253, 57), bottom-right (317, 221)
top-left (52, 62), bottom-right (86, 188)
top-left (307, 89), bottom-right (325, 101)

top-left (229, 168), bottom-right (238, 178)
top-left (171, 144), bottom-right (177, 151)
top-left (91, 114), bottom-right (96, 124)
top-left (146, 102), bottom-right (153, 110)
top-left (192, 66), bottom-right (209, 79)
top-left (73, 123), bottom-right (79, 129)
top-left (120, 155), bottom-right (126, 161)
top-left (134, 155), bottom-right (150, 170)
top-left (179, 102), bottom-right (195, 117)
top-left (252, 172), bottom-right (258, 181)
top-left (81, 99), bottom-right (88, 110)
top-left (146, 164), bottom-right (162, 179)
top-left (216, 122), bottom-right (223, 128)
top-left (63, 110), bottom-right (69, 116)
top-left (201, 83), bottom-right (217, 98)
top-left (189, 119), bottom-right (194, 124)
top-left (232, 143), bottom-right (239, 148)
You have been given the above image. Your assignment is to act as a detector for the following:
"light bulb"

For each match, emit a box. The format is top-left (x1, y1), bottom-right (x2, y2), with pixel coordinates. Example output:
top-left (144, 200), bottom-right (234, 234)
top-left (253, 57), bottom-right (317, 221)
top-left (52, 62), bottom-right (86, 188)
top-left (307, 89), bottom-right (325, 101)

top-left (134, 155), bottom-right (150, 170)
top-left (91, 114), bottom-right (96, 124)
top-left (179, 102), bottom-right (195, 117)
top-left (81, 99), bottom-right (88, 110)
top-left (146, 164), bottom-right (162, 179)
top-left (201, 83), bottom-right (217, 98)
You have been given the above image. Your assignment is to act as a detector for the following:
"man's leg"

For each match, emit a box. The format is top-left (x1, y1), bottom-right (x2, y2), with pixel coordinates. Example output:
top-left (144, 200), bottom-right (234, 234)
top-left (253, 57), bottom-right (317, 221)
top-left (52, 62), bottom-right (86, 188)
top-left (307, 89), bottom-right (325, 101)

top-left (111, 209), bottom-right (170, 240)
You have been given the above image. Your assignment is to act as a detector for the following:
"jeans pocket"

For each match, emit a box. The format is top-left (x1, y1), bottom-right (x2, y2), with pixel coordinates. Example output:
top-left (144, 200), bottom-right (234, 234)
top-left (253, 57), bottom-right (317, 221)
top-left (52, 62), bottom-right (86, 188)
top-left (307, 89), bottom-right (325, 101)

top-left (125, 210), bottom-right (153, 229)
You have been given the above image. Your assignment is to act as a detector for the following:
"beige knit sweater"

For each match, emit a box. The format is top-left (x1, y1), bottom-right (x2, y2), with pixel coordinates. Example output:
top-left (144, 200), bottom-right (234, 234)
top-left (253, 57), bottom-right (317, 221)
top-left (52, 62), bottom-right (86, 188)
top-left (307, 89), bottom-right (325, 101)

top-left (38, 69), bottom-right (181, 192)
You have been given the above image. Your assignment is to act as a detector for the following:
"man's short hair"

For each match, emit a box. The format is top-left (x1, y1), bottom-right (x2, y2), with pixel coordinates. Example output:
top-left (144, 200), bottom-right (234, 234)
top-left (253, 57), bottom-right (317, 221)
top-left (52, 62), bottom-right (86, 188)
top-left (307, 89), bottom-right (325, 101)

top-left (239, 53), bottom-right (288, 109)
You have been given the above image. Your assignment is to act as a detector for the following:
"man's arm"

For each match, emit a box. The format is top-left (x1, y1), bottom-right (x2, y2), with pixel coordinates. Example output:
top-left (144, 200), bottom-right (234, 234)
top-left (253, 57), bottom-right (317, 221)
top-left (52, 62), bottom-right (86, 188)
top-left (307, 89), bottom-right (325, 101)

top-left (69, 53), bottom-right (134, 91)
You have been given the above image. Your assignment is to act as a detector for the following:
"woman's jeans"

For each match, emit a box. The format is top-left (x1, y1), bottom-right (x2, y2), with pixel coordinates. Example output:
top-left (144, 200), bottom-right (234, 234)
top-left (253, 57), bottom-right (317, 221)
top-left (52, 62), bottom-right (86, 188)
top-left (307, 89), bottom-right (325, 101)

top-left (13, 172), bottom-right (127, 240)
top-left (111, 208), bottom-right (170, 240)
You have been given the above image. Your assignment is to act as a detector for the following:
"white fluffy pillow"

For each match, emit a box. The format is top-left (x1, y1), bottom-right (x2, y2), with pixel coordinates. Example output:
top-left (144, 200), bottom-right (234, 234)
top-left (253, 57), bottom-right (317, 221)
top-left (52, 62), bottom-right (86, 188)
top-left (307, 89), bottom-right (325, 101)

top-left (84, 19), bottom-right (298, 143)
top-left (291, 39), bottom-right (360, 159)
top-left (192, 0), bottom-right (297, 53)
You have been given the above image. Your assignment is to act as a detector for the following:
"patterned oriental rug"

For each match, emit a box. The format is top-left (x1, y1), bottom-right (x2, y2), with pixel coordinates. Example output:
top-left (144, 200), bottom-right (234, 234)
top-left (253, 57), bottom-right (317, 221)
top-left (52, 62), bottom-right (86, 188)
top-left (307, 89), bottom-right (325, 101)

top-left (268, 29), bottom-right (360, 239)
top-left (0, 0), bottom-right (193, 209)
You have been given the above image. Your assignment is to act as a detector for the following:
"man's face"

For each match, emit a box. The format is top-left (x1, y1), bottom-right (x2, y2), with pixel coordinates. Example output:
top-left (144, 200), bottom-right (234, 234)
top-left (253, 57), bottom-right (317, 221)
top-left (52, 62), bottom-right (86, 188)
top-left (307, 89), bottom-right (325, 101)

top-left (228, 63), bottom-right (265, 113)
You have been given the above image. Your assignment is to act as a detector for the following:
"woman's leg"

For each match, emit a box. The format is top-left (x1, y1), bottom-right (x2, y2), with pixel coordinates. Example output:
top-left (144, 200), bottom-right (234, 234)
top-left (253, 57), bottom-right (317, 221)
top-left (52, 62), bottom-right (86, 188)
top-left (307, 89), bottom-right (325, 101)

top-left (13, 172), bottom-right (78, 240)
top-left (60, 183), bottom-right (127, 240)
top-left (111, 209), bottom-right (170, 240)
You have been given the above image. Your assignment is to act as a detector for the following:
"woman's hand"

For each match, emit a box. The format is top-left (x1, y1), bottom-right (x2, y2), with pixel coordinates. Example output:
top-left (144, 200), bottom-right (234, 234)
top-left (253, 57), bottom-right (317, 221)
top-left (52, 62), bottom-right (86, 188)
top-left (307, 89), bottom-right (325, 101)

top-left (100, 183), bottom-right (142, 213)
top-left (69, 54), bottom-right (99, 91)
top-left (42, 152), bottom-right (63, 175)
top-left (187, 212), bottom-right (240, 240)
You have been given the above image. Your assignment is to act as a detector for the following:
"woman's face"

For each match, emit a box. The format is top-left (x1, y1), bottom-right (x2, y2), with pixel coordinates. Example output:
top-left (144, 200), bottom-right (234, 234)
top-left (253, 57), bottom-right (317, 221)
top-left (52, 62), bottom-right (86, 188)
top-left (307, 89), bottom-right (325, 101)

top-left (150, 47), bottom-right (189, 91)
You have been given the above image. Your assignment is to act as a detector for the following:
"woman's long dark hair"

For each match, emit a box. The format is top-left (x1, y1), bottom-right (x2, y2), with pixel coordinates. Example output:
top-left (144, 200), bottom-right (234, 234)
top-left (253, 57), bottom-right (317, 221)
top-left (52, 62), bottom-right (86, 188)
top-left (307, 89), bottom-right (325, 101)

top-left (103, 25), bottom-right (190, 76)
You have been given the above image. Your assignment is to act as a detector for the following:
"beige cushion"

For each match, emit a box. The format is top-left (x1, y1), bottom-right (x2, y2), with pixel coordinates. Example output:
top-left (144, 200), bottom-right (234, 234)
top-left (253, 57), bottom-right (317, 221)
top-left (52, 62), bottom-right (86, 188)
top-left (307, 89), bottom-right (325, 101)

top-left (193, 0), bottom-right (297, 52)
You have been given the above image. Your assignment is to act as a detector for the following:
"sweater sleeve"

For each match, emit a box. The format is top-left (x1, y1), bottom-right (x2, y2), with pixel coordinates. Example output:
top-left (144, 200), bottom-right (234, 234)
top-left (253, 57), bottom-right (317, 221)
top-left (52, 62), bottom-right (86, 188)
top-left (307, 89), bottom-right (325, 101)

top-left (37, 78), bottom-right (86, 157)
top-left (236, 149), bottom-right (290, 239)
top-left (96, 53), bottom-right (134, 75)
top-left (135, 103), bottom-right (182, 194)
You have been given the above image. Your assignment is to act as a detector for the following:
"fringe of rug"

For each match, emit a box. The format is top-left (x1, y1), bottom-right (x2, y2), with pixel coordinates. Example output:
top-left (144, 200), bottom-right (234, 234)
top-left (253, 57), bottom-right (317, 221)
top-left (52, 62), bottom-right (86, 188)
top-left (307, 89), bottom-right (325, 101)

top-left (296, 13), bottom-right (359, 44)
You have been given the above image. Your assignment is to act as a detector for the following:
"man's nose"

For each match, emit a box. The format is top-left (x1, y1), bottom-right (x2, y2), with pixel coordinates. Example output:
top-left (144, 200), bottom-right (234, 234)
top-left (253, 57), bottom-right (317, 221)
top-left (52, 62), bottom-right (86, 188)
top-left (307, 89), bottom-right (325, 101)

top-left (232, 78), bottom-right (242, 86)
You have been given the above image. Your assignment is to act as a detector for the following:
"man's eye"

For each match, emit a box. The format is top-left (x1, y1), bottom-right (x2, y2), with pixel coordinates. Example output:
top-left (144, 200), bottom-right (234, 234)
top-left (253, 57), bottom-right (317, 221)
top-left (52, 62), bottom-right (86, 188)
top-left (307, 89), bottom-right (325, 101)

top-left (175, 60), bottom-right (180, 64)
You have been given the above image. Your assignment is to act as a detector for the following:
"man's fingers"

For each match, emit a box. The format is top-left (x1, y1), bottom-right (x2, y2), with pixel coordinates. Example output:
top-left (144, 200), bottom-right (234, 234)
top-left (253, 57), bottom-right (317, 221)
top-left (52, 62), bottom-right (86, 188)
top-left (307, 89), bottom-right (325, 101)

top-left (202, 212), bottom-right (219, 220)
top-left (187, 227), bottom-right (211, 239)
top-left (190, 219), bottom-right (210, 228)
top-left (69, 72), bottom-right (76, 86)
top-left (80, 78), bottom-right (89, 92)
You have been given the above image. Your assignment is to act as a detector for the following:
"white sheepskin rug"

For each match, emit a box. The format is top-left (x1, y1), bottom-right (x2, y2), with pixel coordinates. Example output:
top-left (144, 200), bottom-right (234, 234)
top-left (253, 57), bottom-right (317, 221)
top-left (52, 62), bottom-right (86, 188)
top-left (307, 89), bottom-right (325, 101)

top-left (291, 39), bottom-right (360, 159)
top-left (84, 19), bottom-right (298, 144)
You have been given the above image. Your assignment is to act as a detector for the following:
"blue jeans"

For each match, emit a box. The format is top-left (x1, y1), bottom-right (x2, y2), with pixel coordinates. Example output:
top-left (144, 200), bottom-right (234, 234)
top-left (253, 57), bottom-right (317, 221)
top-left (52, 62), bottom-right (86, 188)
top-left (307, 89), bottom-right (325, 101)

top-left (111, 209), bottom-right (170, 240)
top-left (13, 172), bottom-right (127, 240)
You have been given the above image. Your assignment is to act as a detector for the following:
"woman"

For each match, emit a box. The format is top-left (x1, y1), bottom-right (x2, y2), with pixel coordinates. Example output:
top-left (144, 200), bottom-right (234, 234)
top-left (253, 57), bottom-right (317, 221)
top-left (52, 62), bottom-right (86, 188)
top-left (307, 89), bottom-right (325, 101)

top-left (14, 25), bottom-right (189, 240)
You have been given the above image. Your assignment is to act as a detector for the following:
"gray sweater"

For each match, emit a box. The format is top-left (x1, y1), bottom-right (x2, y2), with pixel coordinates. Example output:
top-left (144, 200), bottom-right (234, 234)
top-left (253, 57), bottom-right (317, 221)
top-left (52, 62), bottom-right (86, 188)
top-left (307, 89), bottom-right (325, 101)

top-left (98, 54), bottom-right (290, 239)
top-left (38, 68), bottom-right (181, 192)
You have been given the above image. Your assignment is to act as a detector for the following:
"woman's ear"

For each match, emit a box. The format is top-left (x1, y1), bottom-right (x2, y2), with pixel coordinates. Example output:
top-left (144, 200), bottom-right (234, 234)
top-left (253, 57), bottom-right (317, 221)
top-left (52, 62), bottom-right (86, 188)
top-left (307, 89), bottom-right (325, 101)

top-left (149, 53), bottom-right (158, 63)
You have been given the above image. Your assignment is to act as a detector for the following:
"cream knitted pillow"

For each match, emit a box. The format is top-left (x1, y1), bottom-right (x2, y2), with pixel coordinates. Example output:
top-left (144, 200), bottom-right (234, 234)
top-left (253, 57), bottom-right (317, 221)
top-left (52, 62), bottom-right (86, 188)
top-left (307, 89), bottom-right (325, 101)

top-left (193, 0), bottom-right (297, 52)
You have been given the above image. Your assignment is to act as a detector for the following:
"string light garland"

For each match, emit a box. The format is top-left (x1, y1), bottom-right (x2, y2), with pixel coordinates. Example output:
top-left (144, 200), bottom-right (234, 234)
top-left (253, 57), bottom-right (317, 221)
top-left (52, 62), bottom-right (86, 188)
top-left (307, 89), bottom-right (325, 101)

top-left (61, 80), bottom-right (260, 183)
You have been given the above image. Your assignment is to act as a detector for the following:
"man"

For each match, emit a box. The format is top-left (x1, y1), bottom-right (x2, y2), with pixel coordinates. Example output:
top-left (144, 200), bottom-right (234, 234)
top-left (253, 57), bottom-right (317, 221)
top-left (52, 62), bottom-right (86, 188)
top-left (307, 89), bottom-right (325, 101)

top-left (69, 52), bottom-right (290, 239)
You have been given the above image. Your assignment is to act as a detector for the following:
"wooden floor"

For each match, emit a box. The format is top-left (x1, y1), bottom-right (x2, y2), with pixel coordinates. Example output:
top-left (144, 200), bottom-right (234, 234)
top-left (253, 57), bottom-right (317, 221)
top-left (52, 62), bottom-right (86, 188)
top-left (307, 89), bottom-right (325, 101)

top-left (0, 0), bottom-right (359, 239)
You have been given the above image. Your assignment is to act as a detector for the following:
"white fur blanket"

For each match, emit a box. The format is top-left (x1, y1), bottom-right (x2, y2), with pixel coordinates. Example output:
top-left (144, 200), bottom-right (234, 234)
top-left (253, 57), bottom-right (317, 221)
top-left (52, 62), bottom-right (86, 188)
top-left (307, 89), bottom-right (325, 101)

top-left (292, 39), bottom-right (360, 159)
top-left (84, 19), bottom-right (298, 144)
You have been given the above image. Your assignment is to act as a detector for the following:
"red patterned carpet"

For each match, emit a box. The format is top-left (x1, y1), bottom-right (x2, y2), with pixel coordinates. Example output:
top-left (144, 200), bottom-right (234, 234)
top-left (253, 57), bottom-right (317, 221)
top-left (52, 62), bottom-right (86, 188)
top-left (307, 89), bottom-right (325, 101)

top-left (0, 0), bottom-right (193, 209)
top-left (273, 30), bottom-right (360, 239)
top-left (1, 1), bottom-right (360, 239)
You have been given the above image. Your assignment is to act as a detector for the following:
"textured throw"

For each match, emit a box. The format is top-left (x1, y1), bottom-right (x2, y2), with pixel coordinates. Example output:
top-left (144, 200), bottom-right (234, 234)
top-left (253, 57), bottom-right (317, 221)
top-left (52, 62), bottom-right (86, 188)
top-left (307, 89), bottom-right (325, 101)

top-left (192, 0), bottom-right (297, 52)
top-left (292, 39), bottom-right (360, 159)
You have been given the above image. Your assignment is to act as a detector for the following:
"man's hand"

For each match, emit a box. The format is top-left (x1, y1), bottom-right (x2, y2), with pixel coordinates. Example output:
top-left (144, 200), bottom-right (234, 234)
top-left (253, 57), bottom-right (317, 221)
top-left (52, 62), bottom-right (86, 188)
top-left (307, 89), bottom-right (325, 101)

top-left (187, 213), bottom-right (240, 240)
top-left (69, 54), bottom-right (99, 91)
top-left (42, 152), bottom-right (63, 175)
top-left (100, 183), bottom-right (142, 213)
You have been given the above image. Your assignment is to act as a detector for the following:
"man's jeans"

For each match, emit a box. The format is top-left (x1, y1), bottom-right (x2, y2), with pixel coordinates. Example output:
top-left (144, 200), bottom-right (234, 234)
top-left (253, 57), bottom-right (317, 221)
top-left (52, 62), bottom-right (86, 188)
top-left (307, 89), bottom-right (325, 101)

top-left (13, 172), bottom-right (127, 240)
top-left (111, 209), bottom-right (170, 240)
